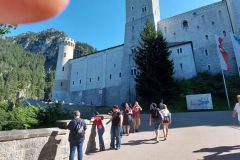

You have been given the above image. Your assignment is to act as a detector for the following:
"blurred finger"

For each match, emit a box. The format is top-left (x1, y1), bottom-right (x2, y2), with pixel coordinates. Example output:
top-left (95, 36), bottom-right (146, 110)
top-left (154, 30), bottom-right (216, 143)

top-left (0, 0), bottom-right (69, 24)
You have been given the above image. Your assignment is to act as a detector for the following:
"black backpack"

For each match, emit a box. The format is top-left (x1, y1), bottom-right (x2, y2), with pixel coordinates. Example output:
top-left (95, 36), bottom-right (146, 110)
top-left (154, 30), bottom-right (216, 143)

top-left (74, 120), bottom-right (85, 137)
top-left (151, 108), bottom-right (161, 120)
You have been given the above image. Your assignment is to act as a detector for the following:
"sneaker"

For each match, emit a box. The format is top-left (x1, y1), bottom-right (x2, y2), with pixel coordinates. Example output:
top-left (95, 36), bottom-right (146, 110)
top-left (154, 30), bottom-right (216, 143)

top-left (109, 147), bottom-right (115, 150)
top-left (115, 147), bottom-right (120, 150)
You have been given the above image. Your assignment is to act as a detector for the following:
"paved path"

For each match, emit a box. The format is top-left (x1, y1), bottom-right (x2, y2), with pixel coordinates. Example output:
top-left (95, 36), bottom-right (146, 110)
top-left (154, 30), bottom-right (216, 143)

top-left (86, 111), bottom-right (240, 160)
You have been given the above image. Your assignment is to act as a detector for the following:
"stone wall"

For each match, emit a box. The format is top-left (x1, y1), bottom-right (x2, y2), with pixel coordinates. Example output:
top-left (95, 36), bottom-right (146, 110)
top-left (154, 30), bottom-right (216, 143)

top-left (0, 115), bottom-right (111, 160)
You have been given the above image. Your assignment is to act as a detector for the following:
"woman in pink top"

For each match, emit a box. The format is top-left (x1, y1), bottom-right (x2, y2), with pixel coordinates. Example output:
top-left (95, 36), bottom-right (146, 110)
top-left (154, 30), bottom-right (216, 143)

top-left (132, 101), bottom-right (142, 132)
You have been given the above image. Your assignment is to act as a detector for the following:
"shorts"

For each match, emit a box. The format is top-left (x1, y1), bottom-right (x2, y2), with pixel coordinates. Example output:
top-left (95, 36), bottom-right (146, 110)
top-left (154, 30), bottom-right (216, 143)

top-left (153, 119), bottom-right (161, 130)
top-left (134, 118), bottom-right (141, 126)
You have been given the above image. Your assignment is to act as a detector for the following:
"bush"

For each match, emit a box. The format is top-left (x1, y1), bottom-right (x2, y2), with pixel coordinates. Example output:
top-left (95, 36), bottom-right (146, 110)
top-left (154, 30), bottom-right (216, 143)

top-left (0, 101), bottom-right (69, 131)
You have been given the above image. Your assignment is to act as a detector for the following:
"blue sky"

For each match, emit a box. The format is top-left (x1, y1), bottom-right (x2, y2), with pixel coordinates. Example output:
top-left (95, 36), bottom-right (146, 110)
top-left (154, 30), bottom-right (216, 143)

top-left (7, 0), bottom-right (221, 50)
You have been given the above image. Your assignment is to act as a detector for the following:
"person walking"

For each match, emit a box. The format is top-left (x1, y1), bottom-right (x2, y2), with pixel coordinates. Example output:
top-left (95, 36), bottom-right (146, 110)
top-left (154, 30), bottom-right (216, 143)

top-left (233, 95), bottom-right (240, 123)
top-left (132, 101), bottom-right (143, 132)
top-left (67, 111), bottom-right (87, 160)
top-left (91, 112), bottom-right (105, 151)
top-left (149, 103), bottom-right (162, 142)
top-left (106, 105), bottom-right (123, 150)
top-left (122, 103), bottom-right (133, 136)
top-left (160, 104), bottom-right (172, 140)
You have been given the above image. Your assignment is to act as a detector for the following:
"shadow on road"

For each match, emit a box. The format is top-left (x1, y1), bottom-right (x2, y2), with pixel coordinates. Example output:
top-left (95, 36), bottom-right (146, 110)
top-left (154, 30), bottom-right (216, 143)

top-left (122, 138), bottom-right (158, 146)
top-left (193, 145), bottom-right (240, 160)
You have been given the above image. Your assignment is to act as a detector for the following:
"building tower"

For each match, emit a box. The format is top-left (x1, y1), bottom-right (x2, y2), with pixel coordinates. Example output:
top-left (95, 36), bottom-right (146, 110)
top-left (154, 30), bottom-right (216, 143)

top-left (120, 0), bottom-right (161, 103)
top-left (52, 37), bottom-right (75, 102)
top-left (226, 0), bottom-right (240, 34)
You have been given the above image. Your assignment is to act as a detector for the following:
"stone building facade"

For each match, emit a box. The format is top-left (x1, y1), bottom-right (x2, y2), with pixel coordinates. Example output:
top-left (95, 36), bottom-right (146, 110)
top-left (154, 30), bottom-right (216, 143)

top-left (53, 0), bottom-right (240, 106)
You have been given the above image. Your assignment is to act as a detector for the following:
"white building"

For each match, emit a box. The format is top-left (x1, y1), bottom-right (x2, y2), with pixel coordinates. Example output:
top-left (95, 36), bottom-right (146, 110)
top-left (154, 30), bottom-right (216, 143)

top-left (53, 0), bottom-right (240, 106)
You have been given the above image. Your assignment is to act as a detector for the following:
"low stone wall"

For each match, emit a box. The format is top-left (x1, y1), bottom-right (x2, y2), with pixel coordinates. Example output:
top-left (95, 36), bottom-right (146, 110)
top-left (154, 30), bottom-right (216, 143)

top-left (0, 115), bottom-right (111, 160)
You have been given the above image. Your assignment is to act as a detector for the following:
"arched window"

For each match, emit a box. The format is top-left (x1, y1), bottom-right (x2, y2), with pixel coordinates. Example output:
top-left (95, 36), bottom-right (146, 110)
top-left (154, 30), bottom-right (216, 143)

top-left (205, 35), bottom-right (209, 40)
top-left (183, 20), bottom-right (189, 30)
top-left (223, 30), bottom-right (227, 37)
top-left (201, 15), bottom-right (206, 23)
top-left (109, 74), bottom-right (112, 79)
top-left (180, 63), bottom-right (183, 70)
top-left (119, 72), bottom-right (122, 78)
top-left (205, 49), bottom-right (208, 56)
top-left (62, 67), bottom-right (64, 71)
top-left (208, 65), bottom-right (211, 71)
top-left (164, 27), bottom-right (167, 33)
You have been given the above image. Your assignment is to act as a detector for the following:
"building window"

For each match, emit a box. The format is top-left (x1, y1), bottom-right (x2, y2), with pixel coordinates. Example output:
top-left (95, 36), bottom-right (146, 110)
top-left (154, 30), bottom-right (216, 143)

top-left (142, 6), bottom-right (147, 13)
top-left (132, 25), bottom-right (134, 31)
top-left (201, 15), bottom-right (206, 23)
top-left (98, 76), bottom-right (100, 81)
top-left (132, 17), bottom-right (135, 21)
top-left (173, 32), bottom-right (176, 37)
top-left (177, 49), bottom-right (180, 54)
top-left (132, 6), bottom-right (134, 10)
top-left (180, 48), bottom-right (183, 53)
top-left (90, 78), bottom-right (91, 82)
top-left (211, 21), bottom-right (215, 25)
top-left (197, 25), bottom-right (200, 30)
top-left (131, 68), bottom-right (137, 76)
top-left (208, 65), bottom-right (211, 71)
top-left (64, 52), bottom-right (66, 57)
top-left (182, 20), bottom-right (189, 30)
top-left (80, 80), bottom-right (81, 84)
top-left (218, 10), bottom-right (222, 19)
top-left (77, 72), bottom-right (78, 75)
top-left (114, 64), bottom-right (116, 68)
top-left (62, 67), bottom-right (64, 71)
top-left (180, 63), bottom-right (183, 70)
top-left (205, 35), bottom-right (209, 40)
top-left (72, 81), bottom-right (75, 85)
top-left (131, 47), bottom-right (137, 54)
top-left (205, 49), bottom-right (209, 56)
top-left (223, 30), bottom-right (227, 37)
top-left (60, 82), bottom-right (63, 86)
top-left (119, 72), bottom-right (122, 78)
top-left (109, 74), bottom-right (112, 79)
top-left (164, 27), bottom-right (167, 33)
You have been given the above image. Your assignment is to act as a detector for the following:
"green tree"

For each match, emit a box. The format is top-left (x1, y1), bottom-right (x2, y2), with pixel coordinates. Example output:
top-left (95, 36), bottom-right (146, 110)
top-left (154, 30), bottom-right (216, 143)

top-left (135, 21), bottom-right (175, 104)
top-left (0, 25), bottom-right (16, 35)
top-left (44, 70), bottom-right (55, 100)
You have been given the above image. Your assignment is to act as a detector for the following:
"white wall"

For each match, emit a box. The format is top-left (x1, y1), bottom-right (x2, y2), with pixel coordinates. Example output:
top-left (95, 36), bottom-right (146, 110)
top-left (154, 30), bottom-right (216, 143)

top-left (69, 45), bottom-right (124, 92)
top-left (169, 43), bottom-right (197, 79)
top-left (158, 1), bottom-right (238, 75)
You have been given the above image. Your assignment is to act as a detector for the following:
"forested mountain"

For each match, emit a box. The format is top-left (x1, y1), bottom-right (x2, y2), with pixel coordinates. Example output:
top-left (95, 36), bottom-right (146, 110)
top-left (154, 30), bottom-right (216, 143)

top-left (0, 39), bottom-right (45, 101)
top-left (10, 29), bottom-right (97, 70)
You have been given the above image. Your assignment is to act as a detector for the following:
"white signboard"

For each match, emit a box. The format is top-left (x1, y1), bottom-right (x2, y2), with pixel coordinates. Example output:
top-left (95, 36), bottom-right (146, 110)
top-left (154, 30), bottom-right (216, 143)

top-left (186, 94), bottom-right (213, 110)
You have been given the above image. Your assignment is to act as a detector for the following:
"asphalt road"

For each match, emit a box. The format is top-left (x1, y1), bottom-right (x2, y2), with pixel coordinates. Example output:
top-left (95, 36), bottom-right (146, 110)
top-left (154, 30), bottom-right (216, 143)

top-left (86, 111), bottom-right (240, 160)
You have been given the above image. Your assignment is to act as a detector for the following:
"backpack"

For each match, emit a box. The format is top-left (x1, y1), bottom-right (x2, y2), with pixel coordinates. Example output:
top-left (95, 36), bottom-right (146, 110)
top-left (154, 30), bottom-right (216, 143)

top-left (151, 108), bottom-right (161, 120)
top-left (74, 120), bottom-right (85, 137)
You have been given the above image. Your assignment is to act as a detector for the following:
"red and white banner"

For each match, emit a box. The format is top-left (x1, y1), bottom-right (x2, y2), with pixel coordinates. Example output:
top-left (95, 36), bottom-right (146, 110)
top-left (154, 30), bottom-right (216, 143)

top-left (215, 35), bottom-right (230, 71)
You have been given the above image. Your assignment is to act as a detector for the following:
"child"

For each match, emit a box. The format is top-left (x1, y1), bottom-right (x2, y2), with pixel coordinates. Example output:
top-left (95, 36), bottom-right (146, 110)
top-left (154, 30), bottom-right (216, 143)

top-left (91, 112), bottom-right (105, 151)
top-left (233, 95), bottom-right (240, 123)
top-left (132, 101), bottom-right (142, 132)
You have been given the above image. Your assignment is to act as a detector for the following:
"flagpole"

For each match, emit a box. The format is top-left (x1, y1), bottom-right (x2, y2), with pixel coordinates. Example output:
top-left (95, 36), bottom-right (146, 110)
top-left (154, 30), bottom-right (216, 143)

top-left (221, 69), bottom-right (231, 110)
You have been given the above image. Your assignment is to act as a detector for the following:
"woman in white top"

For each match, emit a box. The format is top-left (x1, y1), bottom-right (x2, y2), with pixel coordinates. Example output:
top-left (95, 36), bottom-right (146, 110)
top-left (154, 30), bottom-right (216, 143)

top-left (232, 95), bottom-right (240, 123)
top-left (160, 104), bottom-right (172, 140)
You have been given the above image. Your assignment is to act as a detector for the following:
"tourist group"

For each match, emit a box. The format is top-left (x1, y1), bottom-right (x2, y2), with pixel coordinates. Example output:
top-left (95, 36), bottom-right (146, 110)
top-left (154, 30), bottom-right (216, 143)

top-left (67, 101), bottom-right (172, 160)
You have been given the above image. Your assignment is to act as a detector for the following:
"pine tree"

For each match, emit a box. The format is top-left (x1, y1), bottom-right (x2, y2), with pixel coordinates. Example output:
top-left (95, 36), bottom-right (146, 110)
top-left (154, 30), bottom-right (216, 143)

top-left (135, 21), bottom-right (175, 104)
